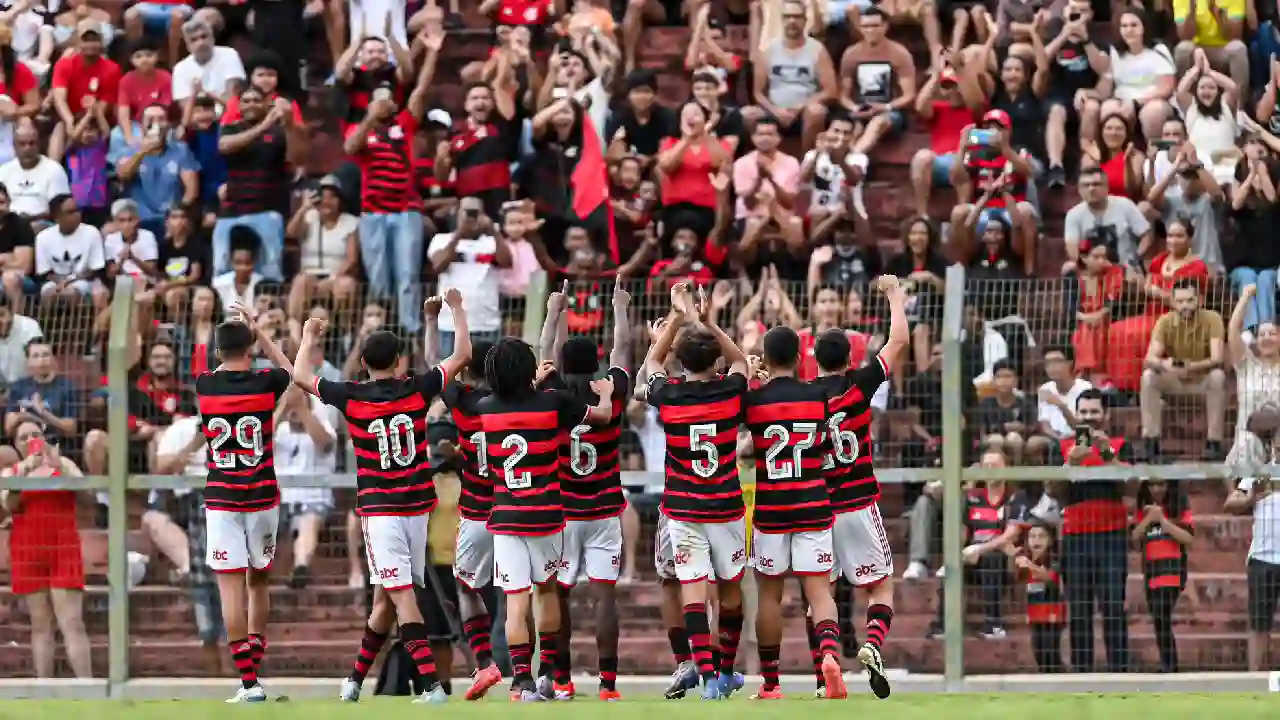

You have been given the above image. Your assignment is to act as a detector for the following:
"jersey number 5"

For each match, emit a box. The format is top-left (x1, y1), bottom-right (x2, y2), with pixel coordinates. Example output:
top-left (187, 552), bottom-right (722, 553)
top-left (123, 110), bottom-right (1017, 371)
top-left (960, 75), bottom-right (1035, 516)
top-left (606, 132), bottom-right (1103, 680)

top-left (368, 414), bottom-right (416, 470)
top-left (764, 422), bottom-right (818, 480)
top-left (689, 423), bottom-right (720, 479)
top-left (208, 416), bottom-right (263, 469)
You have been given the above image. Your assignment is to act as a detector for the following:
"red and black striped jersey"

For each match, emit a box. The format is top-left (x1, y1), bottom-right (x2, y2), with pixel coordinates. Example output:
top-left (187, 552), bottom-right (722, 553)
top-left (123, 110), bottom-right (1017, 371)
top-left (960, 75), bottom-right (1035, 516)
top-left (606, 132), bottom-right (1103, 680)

top-left (543, 367), bottom-right (630, 522)
top-left (348, 110), bottom-right (420, 215)
top-left (744, 376), bottom-right (833, 533)
top-left (315, 368), bottom-right (447, 516)
top-left (449, 116), bottom-right (519, 198)
top-left (812, 356), bottom-right (888, 513)
top-left (646, 372), bottom-right (747, 524)
top-left (1136, 503), bottom-right (1192, 590)
top-left (1024, 561), bottom-right (1066, 625)
top-left (478, 389), bottom-right (591, 536)
top-left (965, 487), bottom-right (1008, 544)
top-left (196, 368), bottom-right (292, 513)
top-left (442, 383), bottom-right (493, 522)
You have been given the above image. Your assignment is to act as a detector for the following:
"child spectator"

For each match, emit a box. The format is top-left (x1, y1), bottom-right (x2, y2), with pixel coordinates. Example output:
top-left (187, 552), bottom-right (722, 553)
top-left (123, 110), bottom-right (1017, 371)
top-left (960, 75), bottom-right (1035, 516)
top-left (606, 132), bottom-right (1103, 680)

top-left (178, 94), bottom-right (223, 228)
top-left (1018, 523), bottom-right (1065, 673)
top-left (113, 38), bottom-right (173, 156)
top-left (1132, 479), bottom-right (1194, 672)
top-left (65, 105), bottom-right (110, 228)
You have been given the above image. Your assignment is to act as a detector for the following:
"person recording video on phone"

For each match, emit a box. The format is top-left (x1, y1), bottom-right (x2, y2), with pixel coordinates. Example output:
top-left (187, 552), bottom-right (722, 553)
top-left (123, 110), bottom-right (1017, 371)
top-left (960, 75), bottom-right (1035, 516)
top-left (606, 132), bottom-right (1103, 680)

top-left (427, 196), bottom-right (510, 357)
top-left (1058, 387), bottom-right (1132, 673)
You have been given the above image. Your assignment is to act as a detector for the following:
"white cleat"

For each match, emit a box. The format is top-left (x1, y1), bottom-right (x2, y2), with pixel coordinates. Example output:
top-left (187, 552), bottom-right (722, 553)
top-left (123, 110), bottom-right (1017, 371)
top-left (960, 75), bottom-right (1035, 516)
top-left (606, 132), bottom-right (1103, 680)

top-left (226, 683), bottom-right (267, 703)
top-left (339, 679), bottom-right (361, 702)
top-left (411, 683), bottom-right (448, 704)
top-left (902, 561), bottom-right (927, 580)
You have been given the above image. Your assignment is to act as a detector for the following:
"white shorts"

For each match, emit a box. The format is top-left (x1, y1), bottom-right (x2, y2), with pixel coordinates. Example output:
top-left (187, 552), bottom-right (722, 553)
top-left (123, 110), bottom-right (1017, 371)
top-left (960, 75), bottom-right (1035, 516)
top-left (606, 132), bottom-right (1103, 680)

top-left (561, 517), bottom-right (622, 586)
top-left (494, 532), bottom-right (563, 593)
top-left (361, 513), bottom-right (429, 590)
top-left (832, 504), bottom-right (894, 587)
top-left (40, 279), bottom-right (101, 297)
top-left (666, 516), bottom-right (747, 584)
top-left (206, 506), bottom-right (279, 572)
top-left (751, 528), bottom-right (834, 577)
top-left (454, 517), bottom-right (494, 590)
top-left (655, 513), bottom-right (677, 581)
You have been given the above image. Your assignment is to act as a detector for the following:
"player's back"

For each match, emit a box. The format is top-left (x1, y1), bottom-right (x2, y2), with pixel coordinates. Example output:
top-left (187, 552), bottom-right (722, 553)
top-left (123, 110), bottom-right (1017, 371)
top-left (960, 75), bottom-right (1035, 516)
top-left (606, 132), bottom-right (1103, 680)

top-left (477, 389), bottom-right (590, 536)
top-left (646, 372), bottom-right (747, 524)
top-left (543, 367), bottom-right (630, 522)
top-left (813, 357), bottom-right (888, 513)
top-left (314, 369), bottom-right (446, 516)
top-left (196, 367), bottom-right (293, 512)
top-left (442, 383), bottom-right (493, 522)
top-left (745, 375), bottom-right (833, 533)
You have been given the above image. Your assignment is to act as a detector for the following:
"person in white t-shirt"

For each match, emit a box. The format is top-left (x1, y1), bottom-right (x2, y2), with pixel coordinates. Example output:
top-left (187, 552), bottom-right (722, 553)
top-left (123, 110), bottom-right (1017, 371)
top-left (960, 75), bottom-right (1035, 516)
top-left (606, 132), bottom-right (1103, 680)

top-left (1035, 346), bottom-right (1093, 464)
top-left (0, 125), bottom-right (70, 222)
top-left (800, 114), bottom-right (868, 223)
top-left (150, 411), bottom-right (208, 584)
top-left (285, 174), bottom-right (359, 320)
top-left (273, 386), bottom-right (337, 590)
top-left (103, 199), bottom-right (160, 283)
top-left (170, 17), bottom-right (245, 107)
top-left (35, 194), bottom-right (107, 302)
top-left (1103, 10), bottom-right (1176, 143)
top-left (425, 196), bottom-right (511, 354)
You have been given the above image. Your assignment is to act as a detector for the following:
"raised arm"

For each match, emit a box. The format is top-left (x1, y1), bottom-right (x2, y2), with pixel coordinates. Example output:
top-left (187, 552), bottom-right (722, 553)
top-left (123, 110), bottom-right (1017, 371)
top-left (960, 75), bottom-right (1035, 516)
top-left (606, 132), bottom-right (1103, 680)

top-left (610, 279), bottom-right (631, 371)
top-left (233, 301), bottom-right (294, 374)
top-left (422, 296), bottom-right (442, 367)
top-left (696, 285), bottom-right (748, 376)
top-left (438, 288), bottom-right (472, 379)
top-left (293, 317), bottom-right (327, 395)
top-left (539, 280), bottom-right (568, 363)
top-left (876, 275), bottom-right (910, 374)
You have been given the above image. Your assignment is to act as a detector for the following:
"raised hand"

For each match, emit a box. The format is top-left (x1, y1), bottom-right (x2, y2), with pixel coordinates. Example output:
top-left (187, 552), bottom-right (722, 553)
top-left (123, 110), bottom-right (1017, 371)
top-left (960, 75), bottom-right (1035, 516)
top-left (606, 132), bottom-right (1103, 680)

top-left (547, 279), bottom-right (570, 314)
top-left (670, 281), bottom-right (693, 317)
top-left (443, 288), bottom-right (464, 308)
top-left (613, 277), bottom-right (631, 310)
top-left (303, 316), bottom-right (327, 338)
top-left (590, 375), bottom-right (616, 398)
top-left (230, 301), bottom-right (256, 326)
top-left (423, 295), bottom-right (443, 318)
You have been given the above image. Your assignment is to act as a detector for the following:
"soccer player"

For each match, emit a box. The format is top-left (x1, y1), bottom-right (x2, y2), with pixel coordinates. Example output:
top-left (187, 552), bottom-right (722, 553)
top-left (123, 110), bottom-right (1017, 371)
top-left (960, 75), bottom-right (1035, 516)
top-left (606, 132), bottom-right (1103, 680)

top-left (642, 283), bottom-right (749, 701)
top-left (477, 337), bottom-right (615, 702)
top-left (539, 279), bottom-right (631, 701)
top-left (742, 325), bottom-right (844, 700)
top-left (195, 302), bottom-right (295, 703)
top-left (295, 290), bottom-right (472, 705)
top-left (811, 274), bottom-right (909, 700)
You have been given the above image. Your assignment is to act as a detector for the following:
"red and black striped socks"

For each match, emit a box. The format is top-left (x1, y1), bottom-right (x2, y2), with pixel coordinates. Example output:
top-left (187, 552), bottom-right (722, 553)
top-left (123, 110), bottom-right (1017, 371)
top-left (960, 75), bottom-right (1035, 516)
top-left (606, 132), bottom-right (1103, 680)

top-left (815, 618), bottom-right (841, 658)
top-left (229, 638), bottom-right (257, 690)
top-left (805, 616), bottom-right (824, 688)
top-left (462, 614), bottom-right (494, 668)
top-left (537, 631), bottom-right (561, 680)
top-left (599, 655), bottom-right (618, 692)
top-left (248, 633), bottom-right (267, 674)
top-left (717, 607), bottom-right (744, 676)
top-left (682, 603), bottom-right (716, 681)
top-left (759, 644), bottom-right (781, 690)
top-left (866, 604), bottom-right (894, 650)
top-left (348, 625), bottom-right (388, 685)
top-left (400, 622), bottom-right (440, 689)
top-left (510, 642), bottom-right (534, 684)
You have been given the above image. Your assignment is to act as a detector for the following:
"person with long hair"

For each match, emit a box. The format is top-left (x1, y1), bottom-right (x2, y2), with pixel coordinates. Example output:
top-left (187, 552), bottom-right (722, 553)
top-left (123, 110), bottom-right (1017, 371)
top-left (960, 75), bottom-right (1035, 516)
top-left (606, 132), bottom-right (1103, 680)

top-left (1018, 523), bottom-right (1065, 673)
top-left (1226, 284), bottom-right (1280, 461)
top-left (883, 217), bottom-right (945, 387)
top-left (1103, 9), bottom-right (1175, 142)
top-left (1175, 48), bottom-right (1240, 185)
top-left (1081, 113), bottom-right (1145, 199)
top-left (1132, 479), bottom-right (1194, 672)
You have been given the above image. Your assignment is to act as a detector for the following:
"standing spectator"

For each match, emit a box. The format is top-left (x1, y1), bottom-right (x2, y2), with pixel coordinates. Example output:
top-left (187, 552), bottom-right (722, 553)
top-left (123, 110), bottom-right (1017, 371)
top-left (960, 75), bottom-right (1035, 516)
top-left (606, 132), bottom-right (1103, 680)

top-left (427, 196), bottom-right (509, 355)
top-left (170, 17), bottom-right (245, 107)
top-left (0, 184), bottom-right (36, 308)
top-left (35, 195), bottom-right (107, 308)
top-left (1227, 285), bottom-right (1280, 458)
top-left (274, 386), bottom-right (337, 590)
top-left (48, 20), bottom-right (120, 161)
top-left (179, 94), bottom-right (223, 224)
top-left (1060, 387), bottom-right (1131, 672)
top-left (909, 60), bottom-right (986, 218)
top-left (216, 90), bottom-right (307, 282)
top-left (746, 0), bottom-right (837, 151)
top-left (112, 38), bottom-right (173, 154)
top-left (3, 337), bottom-right (80, 454)
top-left (0, 421), bottom-right (92, 678)
top-left (837, 8), bottom-right (916, 157)
top-left (116, 103), bottom-right (199, 239)
top-left (1104, 9), bottom-right (1176, 144)
top-left (1224, 407), bottom-right (1280, 672)
top-left (1132, 479), bottom-right (1193, 672)
top-left (219, 52), bottom-right (304, 127)
top-left (0, 295), bottom-right (42, 383)
top-left (285, 175), bottom-right (359, 321)
top-left (1020, 523), bottom-right (1065, 673)
top-left (438, 78), bottom-right (520, 220)
top-left (1172, 0), bottom-right (1249, 97)
top-left (0, 125), bottom-right (70, 224)
top-left (65, 99), bottom-right (109, 227)
top-left (1141, 277), bottom-right (1227, 460)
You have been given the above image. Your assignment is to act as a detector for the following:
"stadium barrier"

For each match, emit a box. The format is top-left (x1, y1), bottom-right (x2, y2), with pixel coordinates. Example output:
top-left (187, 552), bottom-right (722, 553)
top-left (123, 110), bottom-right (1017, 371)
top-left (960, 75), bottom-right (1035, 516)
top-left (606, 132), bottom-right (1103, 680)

top-left (0, 268), bottom-right (1277, 696)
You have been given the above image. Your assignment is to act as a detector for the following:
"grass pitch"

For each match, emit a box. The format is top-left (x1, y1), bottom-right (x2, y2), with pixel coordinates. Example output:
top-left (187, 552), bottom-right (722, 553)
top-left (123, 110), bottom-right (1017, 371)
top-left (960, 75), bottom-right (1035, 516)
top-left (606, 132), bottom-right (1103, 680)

top-left (0, 694), bottom-right (1274, 720)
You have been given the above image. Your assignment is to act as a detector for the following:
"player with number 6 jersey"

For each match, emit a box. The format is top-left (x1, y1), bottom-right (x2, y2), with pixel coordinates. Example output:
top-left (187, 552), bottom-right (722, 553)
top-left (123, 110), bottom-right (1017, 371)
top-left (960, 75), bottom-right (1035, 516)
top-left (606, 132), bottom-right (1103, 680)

top-left (195, 303), bottom-right (295, 704)
top-left (296, 292), bottom-right (472, 706)
top-left (809, 275), bottom-right (910, 701)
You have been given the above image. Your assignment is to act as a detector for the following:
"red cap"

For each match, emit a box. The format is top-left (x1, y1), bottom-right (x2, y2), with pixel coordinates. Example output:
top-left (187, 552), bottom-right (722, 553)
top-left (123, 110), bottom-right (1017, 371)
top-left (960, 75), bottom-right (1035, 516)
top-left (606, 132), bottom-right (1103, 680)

top-left (982, 109), bottom-right (1011, 128)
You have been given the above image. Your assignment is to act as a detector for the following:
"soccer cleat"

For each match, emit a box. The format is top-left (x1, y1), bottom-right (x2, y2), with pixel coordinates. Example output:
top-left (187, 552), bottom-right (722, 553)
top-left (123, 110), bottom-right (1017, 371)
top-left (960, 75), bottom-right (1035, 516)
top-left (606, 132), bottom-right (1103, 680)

top-left (411, 683), bottom-right (448, 704)
top-left (663, 660), bottom-right (699, 699)
top-left (464, 664), bottom-right (503, 701)
top-left (821, 654), bottom-right (848, 699)
top-left (598, 688), bottom-right (622, 702)
top-left (226, 684), bottom-right (267, 703)
top-left (339, 679), bottom-right (361, 702)
top-left (515, 689), bottom-right (546, 702)
top-left (713, 671), bottom-right (745, 697)
top-left (813, 687), bottom-right (826, 699)
top-left (749, 685), bottom-right (784, 700)
top-left (858, 643), bottom-right (892, 699)
top-left (700, 679), bottom-right (725, 700)
top-left (553, 680), bottom-right (576, 700)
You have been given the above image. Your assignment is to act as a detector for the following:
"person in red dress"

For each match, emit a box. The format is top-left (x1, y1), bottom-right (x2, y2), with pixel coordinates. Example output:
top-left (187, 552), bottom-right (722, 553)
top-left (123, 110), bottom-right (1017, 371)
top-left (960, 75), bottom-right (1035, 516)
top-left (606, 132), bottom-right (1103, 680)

top-left (0, 418), bottom-right (92, 678)
top-left (1072, 240), bottom-right (1126, 385)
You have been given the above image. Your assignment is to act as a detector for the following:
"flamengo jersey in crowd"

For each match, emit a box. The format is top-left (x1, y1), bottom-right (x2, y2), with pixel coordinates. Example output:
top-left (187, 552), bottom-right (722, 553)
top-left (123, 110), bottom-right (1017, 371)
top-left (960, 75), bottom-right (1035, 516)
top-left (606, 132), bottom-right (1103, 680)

top-left (744, 376), bottom-right (834, 533)
top-left (196, 368), bottom-right (292, 513)
top-left (442, 383), bottom-right (494, 522)
top-left (478, 389), bottom-right (591, 536)
top-left (646, 373), bottom-right (747, 524)
top-left (813, 356), bottom-right (888, 513)
top-left (315, 369), bottom-right (447, 516)
top-left (543, 367), bottom-right (630, 521)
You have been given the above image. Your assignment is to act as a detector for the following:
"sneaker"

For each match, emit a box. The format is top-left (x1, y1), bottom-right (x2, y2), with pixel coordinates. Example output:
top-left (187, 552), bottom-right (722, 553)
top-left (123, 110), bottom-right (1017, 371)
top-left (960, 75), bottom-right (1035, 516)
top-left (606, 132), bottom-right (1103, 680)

top-left (464, 664), bottom-right (503, 701)
top-left (412, 683), bottom-right (448, 704)
top-left (981, 623), bottom-right (1007, 640)
top-left (713, 671), bottom-right (744, 697)
top-left (599, 688), bottom-right (622, 702)
top-left (902, 561), bottom-right (927, 580)
top-left (516, 689), bottom-right (545, 702)
top-left (749, 685), bottom-right (784, 700)
top-left (857, 643), bottom-right (892, 699)
top-left (700, 679), bottom-right (725, 700)
top-left (226, 684), bottom-right (267, 703)
top-left (926, 622), bottom-right (945, 640)
top-left (813, 687), bottom-right (827, 699)
top-left (552, 680), bottom-right (576, 700)
top-left (935, 565), bottom-right (946, 579)
top-left (339, 678), bottom-right (361, 702)
top-left (663, 660), bottom-right (699, 699)
top-left (1046, 165), bottom-right (1067, 189)
top-left (821, 654), bottom-right (847, 699)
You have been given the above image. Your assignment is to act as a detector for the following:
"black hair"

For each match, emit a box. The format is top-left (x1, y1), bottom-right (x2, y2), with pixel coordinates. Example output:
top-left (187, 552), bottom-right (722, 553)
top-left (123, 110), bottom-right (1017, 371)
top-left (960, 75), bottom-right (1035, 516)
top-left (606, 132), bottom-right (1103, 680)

top-left (362, 330), bottom-right (402, 372)
top-left (486, 337), bottom-right (538, 399)
top-left (215, 321), bottom-right (255, 358)
top-left (48, 193), bottom-right (74, 218)
top-left (992, 358), bottom-right (1018, 376)
top-left (130, 37), bottom-right (160, 55)
top-left (762, 326), bottom-right (800, 369)
top-left (691, 71), bottom-right (720, 88)
top-left (1136, 478), bottom-right (1189, 518)
top-left (23, 336), bottom-right (50, 356)
top-left (464, 81), bottom-right (494, 99)
top-left (229, 225), bottom-right (261, 258)
top-left (1171, 277), bottom-right (1200, 296)
top-left (1075, 386), bottom-right (1107, 410)
top-left (814, 329), bottom-right (851, 372)
top-left (1025, 521), bottom-right (1058, 563)
top-left (561, 336), bottom-right (600, 376)
top-left (1114, 9), bottom-right (1157, 54)
top-left (1043, 345), bottom-right (1074, 365)
top-left (826, 112), bottom-right (856, 130)
top-left (1079, 166), bottom-right (1107, 183)
top-left (675, 328), bottom-right (721, 374)
top-left (467, 339), bottom-right (495, 383)
top-left (753, 116), bottom-right (781, 133)
top-left (861, 6), bottom-right (887, 21)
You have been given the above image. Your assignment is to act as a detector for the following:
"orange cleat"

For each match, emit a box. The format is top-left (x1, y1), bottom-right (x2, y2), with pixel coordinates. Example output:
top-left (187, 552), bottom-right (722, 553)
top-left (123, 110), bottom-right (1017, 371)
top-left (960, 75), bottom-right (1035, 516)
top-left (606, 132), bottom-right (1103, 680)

top-left (465, 664), bottom-right (504, 701)
top-left (599, 688), bottom-right (623, 702)
top-left (821, 654), bottom-right (847, 699)
top-left (749, 685), bottom-right (784, 700)
top-left (554, 680), bottom-right (576, 700)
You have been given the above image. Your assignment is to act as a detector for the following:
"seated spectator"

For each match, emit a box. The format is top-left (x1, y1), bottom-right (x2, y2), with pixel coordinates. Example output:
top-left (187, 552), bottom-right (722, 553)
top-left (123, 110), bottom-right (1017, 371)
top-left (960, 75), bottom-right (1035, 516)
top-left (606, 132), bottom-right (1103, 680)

top-left (1226, 285), bottom-right (1280, 458)
top-left (0, 294), bottom-right (41, 382)
top-left (1063, 166), bottom-right (1152, 273)
top-left (1175, 49), bottom-right (1240, 185)
top-left (910, 58), bottom-right (987, 218)
top-left (438, 79), bottom-right (519, 222)
top-left (978, 359), bottom-right (1048, 464)
top-left (286, 175), bottom-right (359, 320)
top-left (690, 70), bottom-right (744, 157)
top-left (65, 101), bottom-right (109, 226)
top-left (949, 110), bottom-right (1037, 273)
top-left (0, 124), bottom-right (70, 225)
top-left (806, 215), bottom-right (880, 296)
top-left (155, 204), bottom-right (205, 315)
top-left (838, 8), bottom-right (916, 157)
top-left (172, 285), bottom-right (219, 379)
top-left (1141, 277), bottom-right (1227, 460)
top-left (4, 337), bottom-right (79, 452)
top-left (952, 174), bottom-right (1035, 277)
top-left (48, 20), bottom-right (120, 162)
top-left (657, 100), bottom-right (731, 251)
top-left (103, 198), bottom-right (160, 304)
top-left (1172, 0), bottom-right (1248, 98)
top-left (116, 103), bottom-right (199, 240)
top-left (1071, 240), bottom-right (1125, 384)
top-left (1081, 114), bottom-right (1145, 200)
top-left (734, 116), bottom-right (800, 220)
top-left (274, 386), bottom-right (337, 590)
top-left (219, 51), bottom-right (305, 126)
top-left (171, 18), bottom-right (246, 108)
top-left (885, 217), bottom-right (946, 381)
top-left (1104, 9), bottom-right (1176, 144)
top-left (1146, 143), bottom-right (1225, 274)
top-left (1226, 141), bottom-right (1280, 340)
top-left (0, 420), bottom-right (92, 678)
top-left (801, 115), bottom-right (867, 224)
top-left (112, 38), bottom-right (173, 154)
top-left (35, 194), bottom-right (108, 311)
top-left (1036, 346), bottom-right (1093, 458)
top-left (210, 227), bottom-right (265, 313)
top-left (986, 50), bottom-right (1047, 185)
top-left (123, 0), bottom-right (194, 64)
top-left (606, 70), bottom-right (677, 168)
top-left (150, 411), bottom-right (205, 586)
top-left (744, 0), bottom-right (836, 151)
top-left (0, 184), bottom-right (36, 308)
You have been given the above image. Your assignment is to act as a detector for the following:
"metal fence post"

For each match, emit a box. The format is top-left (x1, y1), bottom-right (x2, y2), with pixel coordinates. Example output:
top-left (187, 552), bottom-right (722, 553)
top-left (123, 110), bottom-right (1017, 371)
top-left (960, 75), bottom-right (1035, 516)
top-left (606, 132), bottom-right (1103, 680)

top-left (106, 276), bottom-right (135, 696)
top-left (521, 271), bottom-right (549, 347)
top-left (940, 264), bottom-right (967, 689)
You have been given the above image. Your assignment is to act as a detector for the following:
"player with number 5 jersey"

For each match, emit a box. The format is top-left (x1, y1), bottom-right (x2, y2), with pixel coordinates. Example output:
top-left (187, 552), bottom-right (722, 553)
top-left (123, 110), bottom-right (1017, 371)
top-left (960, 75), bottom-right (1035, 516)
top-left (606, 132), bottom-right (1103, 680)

top-left (641, 283), bottom-right (749, 701)
top-left (295, 291), bottom-right (473, 706)
top-left (194, 302), bottom-right (296, 704)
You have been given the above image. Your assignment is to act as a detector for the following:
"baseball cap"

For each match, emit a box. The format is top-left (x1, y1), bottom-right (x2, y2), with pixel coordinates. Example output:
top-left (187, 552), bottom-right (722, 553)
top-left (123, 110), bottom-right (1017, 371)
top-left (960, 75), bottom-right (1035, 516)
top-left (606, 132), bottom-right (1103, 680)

top-left (425, 109), bottom-right (452, 129)
top-left (318, 174), bottom-right (343, 192)
top-left (982, 109), bottom-right (1011, 128)
top-left (77, 19), bottom-right (103, 38)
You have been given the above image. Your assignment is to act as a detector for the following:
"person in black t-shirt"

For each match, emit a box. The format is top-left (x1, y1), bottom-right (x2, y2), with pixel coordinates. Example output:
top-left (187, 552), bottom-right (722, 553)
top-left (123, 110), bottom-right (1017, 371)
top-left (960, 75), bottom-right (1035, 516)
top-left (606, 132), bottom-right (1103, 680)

top-left (156, 205), bottom-right (208, 314)
top-left (691, 71), bottom-right (744, 156)
top-left (605, 71), bottom-right (678, 165)
top-left (0, 185), bottom-right (36, 308)
top-left (977, 359), bottom-right (1044, 465)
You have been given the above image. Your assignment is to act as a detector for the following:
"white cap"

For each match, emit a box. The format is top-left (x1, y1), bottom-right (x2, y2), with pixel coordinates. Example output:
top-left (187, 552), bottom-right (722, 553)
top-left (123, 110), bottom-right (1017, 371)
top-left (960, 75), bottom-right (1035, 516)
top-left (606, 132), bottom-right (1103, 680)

top-left (426, 109), bottom-right (452, 128)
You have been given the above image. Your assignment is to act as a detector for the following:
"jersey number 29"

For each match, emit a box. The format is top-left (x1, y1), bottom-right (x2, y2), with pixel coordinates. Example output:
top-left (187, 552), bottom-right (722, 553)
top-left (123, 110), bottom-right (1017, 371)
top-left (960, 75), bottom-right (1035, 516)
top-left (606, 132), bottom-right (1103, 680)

top-left (208, 416), bottom-right (263, 469)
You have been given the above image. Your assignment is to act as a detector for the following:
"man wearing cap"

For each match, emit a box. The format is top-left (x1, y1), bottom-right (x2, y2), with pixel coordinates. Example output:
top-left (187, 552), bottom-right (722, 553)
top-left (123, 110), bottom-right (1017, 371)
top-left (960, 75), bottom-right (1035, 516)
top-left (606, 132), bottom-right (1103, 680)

top-left (50, 20), bottom-right (122, 161)
top-left (948, 109), bottom-right (1038, 273)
